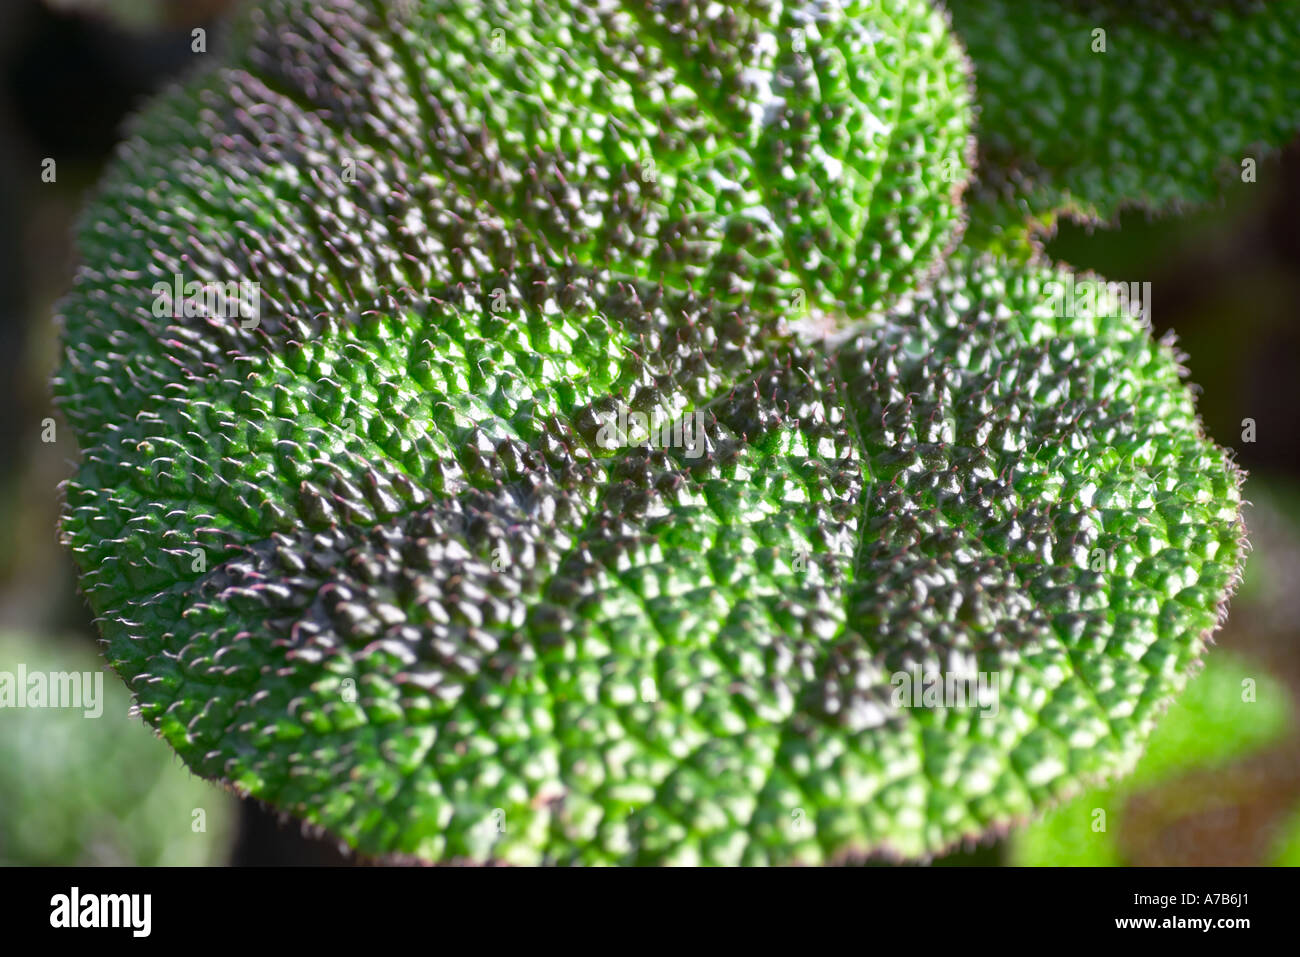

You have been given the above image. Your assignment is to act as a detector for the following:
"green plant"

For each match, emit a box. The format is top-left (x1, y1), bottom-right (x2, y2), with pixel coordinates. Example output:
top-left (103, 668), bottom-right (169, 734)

top-left (53, 0), bottom-right (1294, 864)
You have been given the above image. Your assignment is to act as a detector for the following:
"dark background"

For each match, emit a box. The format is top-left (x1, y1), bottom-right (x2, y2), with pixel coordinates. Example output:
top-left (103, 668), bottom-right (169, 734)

top-left (0, 0), bottom-right (1297, 866)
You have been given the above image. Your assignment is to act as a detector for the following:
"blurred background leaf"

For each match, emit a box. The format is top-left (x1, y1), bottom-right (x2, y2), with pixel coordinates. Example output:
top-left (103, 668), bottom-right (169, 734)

top-left (0, 629), bottom-right (236, 864)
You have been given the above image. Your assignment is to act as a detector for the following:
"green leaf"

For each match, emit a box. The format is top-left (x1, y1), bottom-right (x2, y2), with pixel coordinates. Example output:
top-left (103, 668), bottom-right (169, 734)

top-left (58, 0), bottom-right (973, 447)
top-left (58, 245), bottom-right (1242, 862)
top-left (54, 0), bottom-right (1243, 864)
top-left (950, 0), bottom-right (1300, 248)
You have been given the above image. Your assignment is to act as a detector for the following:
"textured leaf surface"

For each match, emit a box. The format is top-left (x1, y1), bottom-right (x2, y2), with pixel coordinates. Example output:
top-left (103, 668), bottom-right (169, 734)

top-left (56, 0), bottom-right (1242, 864)
top-left (950, 0), bottom-right (1300, 247)
top-left (58, 0), bottom-right (972, 447)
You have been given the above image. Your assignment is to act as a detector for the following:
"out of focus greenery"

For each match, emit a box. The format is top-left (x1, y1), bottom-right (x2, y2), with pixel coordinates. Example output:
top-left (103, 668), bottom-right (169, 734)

top-left (0, 630), bottom-right (236, 865)
top-left (1273, 808), bottom-right (1300, 865)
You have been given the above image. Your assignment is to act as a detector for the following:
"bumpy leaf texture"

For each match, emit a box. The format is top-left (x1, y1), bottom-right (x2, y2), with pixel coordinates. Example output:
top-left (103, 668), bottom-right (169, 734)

top-left (56, 0), bottom-right (1242, 864)
top-left (951, 0), bottom-right (1300, 249)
